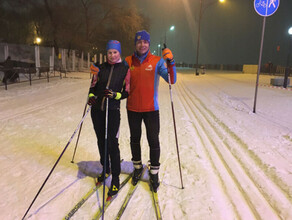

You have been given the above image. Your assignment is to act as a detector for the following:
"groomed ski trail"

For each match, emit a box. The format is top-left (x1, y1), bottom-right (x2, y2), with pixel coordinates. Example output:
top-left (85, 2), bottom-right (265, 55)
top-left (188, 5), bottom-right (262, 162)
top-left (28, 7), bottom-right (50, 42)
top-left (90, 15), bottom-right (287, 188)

top-left (175, 75), bottom-right (292, 219)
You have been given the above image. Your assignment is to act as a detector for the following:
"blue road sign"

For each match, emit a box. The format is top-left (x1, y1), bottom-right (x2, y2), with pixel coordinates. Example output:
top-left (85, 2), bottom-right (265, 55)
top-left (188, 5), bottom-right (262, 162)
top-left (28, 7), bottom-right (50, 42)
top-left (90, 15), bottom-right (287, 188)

top-left (254, 0), bottom-right (280, 17)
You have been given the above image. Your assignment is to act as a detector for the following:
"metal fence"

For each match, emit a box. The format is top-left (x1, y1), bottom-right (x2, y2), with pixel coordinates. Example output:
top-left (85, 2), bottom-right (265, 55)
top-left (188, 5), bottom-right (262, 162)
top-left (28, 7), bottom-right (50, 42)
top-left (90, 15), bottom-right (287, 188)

top-left (176, 62), bottom-right (291, 76)
top-left (176, 63), bottom-right (243, 71)
top-left (0, 42), bottom-right (96, 90)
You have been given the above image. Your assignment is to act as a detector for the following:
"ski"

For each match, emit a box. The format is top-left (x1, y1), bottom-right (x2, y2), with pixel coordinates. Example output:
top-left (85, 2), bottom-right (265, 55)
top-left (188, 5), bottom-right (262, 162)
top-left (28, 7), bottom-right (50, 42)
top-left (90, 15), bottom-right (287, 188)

top-left (63, 160), bottom-right (124, 220)
top-left (150, 186), bottom-right (162, 220)
top-left (63, 177), bottom-right (110, 220)
top-left (92, 174), bottom-right (132, 220)
top-left (115, 166), bottom-right (147, 220)
top-left (147, 163), bottom-right (162, 220)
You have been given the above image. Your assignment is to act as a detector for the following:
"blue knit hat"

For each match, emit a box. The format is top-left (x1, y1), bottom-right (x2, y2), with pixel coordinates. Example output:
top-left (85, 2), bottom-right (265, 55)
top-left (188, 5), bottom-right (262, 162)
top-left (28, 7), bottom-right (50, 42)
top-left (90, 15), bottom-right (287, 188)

top-left (106, 40), bottom-right (121, 54)
top-left (135, 30), bottom-right (150, 45)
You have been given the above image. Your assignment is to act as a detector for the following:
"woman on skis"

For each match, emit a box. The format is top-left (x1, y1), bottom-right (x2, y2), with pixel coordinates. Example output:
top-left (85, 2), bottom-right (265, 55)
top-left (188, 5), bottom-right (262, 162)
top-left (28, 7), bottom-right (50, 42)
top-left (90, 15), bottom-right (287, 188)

top-left (88, 40), bottom-right (130, 197)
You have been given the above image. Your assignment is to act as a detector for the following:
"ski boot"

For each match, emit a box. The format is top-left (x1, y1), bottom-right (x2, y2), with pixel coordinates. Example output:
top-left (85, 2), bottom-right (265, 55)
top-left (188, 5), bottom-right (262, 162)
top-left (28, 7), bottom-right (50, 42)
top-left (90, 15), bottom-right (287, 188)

top-left (132, 167), bottom-right (143, 186)
top-left (150, 172), bottom-right (160, 192)
top-left (97, 171), bottom-right (110, 184)
top-left (108, 176), bottom-right (120, 197)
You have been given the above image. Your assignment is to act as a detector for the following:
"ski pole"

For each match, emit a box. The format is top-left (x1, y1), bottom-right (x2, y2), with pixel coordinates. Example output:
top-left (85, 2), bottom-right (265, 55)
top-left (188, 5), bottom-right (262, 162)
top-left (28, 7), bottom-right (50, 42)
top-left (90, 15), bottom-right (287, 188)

top-left (71, 101), bottom-right (88, 163)
top-left (101, 94), bottom-right (109, 220)
top-left (163, 44), bottom-right (184, 189)
top-left (22, 106), bottom-right (92, 220)
top-left (101, 64), bottom-right (114, 220)
top-left (71, 74), bottom-right (95, 163)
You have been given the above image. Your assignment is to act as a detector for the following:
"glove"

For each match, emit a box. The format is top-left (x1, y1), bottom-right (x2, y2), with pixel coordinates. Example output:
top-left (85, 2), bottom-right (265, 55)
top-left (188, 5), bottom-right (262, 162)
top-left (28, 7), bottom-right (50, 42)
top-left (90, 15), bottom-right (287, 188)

top-left (104, 89), bottom-right (122, 100)
top-left (162, 48), bottom-right (174, 63)
top-left (90, 64), bottom-right (100, 75)
top-left (87, 93), bottom-right (97, 105)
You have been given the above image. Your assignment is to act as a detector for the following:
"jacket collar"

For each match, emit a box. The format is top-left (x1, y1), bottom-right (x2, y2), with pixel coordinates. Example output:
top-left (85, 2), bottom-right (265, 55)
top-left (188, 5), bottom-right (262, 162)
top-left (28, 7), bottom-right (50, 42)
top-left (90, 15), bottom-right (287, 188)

top-left (134, 50), bottom-right (150, 64)
top-left (107, 58), bottom-right (122, 65)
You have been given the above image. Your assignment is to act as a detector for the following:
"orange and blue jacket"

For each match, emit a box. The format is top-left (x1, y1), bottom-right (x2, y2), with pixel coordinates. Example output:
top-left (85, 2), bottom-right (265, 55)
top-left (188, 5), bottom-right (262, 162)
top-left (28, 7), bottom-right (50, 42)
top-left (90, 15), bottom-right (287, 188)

top-left (125, 51), bottom-right (176, 112)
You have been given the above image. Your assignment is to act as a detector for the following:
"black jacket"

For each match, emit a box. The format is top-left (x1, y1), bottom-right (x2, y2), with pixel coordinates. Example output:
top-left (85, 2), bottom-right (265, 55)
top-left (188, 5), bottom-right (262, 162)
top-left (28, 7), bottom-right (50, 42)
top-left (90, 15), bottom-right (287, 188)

top-left (90, 61), bottom-right (129, 111)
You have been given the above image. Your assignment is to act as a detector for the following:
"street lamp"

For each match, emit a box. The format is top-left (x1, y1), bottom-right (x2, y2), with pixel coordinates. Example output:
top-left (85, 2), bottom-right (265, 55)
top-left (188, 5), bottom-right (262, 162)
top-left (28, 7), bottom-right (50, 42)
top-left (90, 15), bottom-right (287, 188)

top-left (164, 25), bottom-right (175, 45)
top-left (283, 26), bottom-right (292, 88)
top-left (289, 27), bottom-right (292, 35)
top-left (158, 44), bottom-right (161, 56)
top-left (195, 0), bottom-right (225, 75)
top-left (35, 37), bottom-right (42, 45)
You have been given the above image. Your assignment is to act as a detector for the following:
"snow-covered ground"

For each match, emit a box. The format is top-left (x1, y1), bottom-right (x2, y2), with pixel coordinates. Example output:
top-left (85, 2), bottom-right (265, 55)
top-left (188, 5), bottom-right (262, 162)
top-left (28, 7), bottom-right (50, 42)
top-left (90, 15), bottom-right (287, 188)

top-left (0, 69), bottom-right (291, 220)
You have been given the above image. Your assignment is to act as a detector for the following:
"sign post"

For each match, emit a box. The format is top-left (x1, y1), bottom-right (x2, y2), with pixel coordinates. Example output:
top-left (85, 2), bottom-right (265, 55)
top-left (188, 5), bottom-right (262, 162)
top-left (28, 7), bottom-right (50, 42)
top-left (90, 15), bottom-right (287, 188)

top-left (254, 0), bottom-right (279, 17)
top-left (253, 0), bottom-right (280, 113)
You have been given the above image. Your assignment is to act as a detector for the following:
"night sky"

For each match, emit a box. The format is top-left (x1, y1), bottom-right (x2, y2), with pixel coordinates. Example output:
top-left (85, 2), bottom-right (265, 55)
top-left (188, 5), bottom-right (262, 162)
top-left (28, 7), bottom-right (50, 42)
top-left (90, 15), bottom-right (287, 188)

top-left (136, 0), bottom-right (292, 66)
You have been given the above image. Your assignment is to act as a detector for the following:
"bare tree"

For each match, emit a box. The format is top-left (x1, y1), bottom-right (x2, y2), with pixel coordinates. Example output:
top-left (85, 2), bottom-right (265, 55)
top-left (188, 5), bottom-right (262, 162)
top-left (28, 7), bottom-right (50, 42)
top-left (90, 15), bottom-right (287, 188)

top-left (0, 0), bottom-right (150, 56)
top-left (0, 1), bottom-right (32, 44)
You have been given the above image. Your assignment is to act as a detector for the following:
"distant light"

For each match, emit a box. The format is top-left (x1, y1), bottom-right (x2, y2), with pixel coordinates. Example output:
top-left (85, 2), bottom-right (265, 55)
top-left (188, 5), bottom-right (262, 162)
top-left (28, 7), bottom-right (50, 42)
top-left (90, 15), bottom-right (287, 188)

top-left (158, 44), bottom-right (161, 47)
top-left (170, 26), bottom-right (175, 31)
top-left (288, 27), bottom-right (292, 36)
top-left (153, 50), bottom-right (156, 54)
top-left (36, 37), bottom-right (42, 44)
top-left (219, 0), bottom-right (225, 3)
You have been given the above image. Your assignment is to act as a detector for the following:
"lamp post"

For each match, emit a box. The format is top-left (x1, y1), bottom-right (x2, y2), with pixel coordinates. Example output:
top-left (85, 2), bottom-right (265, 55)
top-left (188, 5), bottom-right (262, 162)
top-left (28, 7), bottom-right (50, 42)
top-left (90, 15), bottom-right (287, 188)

top-left (158, 44), bottom-right (161, 56)
top-left (34, 37), bottom-right (42, 77)
top-left (195, 0), bottom-right (225, 75)
top-left (164, 25), bottom-right (175, 45)
top-left (284, 27), bottom-right (292, 88)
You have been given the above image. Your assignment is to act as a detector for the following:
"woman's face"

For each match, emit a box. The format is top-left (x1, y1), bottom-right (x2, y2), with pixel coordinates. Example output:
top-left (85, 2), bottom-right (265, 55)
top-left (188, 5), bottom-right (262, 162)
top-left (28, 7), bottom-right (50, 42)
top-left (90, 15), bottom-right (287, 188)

top-left (107, 49), bottom-right (120, 63)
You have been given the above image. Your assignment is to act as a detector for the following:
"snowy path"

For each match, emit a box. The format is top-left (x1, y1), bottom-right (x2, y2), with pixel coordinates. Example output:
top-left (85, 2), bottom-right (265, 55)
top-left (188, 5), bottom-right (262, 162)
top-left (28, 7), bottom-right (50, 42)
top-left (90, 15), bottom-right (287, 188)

top-left (176, 75), bottom-right (292, 219)
top-left (0, 71), bottom-right (291, 220)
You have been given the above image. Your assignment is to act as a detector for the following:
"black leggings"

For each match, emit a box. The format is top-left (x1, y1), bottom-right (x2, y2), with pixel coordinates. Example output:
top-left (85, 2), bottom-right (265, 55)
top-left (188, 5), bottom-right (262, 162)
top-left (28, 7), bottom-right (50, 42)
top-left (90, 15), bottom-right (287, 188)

top-left (127, 110), bottom-right (160, 167)
top-left (91, 109), bottom-right (121, 177)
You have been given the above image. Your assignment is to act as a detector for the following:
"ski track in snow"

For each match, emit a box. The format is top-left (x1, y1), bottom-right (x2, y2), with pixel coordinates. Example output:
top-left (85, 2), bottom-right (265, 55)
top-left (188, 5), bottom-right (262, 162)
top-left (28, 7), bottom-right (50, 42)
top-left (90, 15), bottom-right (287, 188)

top-left (0, 79), bottom-right (87, 122)
top-left (0, 70), bottom-right (291, 220)
top-left (177, 77), bottom-right (292, 219)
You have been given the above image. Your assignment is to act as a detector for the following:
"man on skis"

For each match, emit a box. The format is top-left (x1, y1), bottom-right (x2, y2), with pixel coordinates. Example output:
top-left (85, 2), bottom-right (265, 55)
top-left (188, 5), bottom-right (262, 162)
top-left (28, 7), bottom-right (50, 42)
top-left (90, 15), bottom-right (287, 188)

top-left (125, 30), bottom-right (177, 192)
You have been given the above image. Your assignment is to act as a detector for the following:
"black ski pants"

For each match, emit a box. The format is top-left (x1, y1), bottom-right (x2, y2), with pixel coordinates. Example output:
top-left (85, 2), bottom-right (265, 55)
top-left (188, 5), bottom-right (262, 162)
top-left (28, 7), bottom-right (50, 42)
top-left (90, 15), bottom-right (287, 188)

top-left (127, 110), bottom-right (160, 167)
top-left (91, 108), bottom-right (121, 177)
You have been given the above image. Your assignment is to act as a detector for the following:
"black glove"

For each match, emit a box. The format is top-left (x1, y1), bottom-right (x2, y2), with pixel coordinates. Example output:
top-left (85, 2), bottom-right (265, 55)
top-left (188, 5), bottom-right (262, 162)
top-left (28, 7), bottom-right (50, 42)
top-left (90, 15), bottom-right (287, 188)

top-left (87, 93), bottom-right (97, 105)
top-left (104, 89), bottom-right (117, 99)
